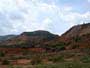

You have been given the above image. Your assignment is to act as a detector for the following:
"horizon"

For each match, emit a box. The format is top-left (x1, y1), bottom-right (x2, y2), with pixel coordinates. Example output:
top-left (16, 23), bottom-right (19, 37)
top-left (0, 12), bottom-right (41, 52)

top-left (0, 29), bottom-right (61, 36)
top-left (0, 0), bottom-right (90, 35)
top-left (0, 22), bottom-right (90, 36)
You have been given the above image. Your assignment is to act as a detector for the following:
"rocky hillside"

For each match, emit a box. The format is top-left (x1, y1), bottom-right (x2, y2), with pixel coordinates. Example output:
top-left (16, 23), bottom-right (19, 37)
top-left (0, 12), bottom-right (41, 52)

top-left (0, 23), bottom-right (90, 51)
top-left (0, 30), bottom-right (59, 48)
top-left (62, 23), bottom-right (90, 38)
top-left (0, 35), bottom-right (17, 41)
top-left (44, 23), bottom-right (90, 51)
top-left (60, 23), bottom-right (90, 49)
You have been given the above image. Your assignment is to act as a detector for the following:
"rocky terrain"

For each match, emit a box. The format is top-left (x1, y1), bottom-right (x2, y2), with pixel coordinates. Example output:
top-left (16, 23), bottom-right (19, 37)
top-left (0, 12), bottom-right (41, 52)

top-left (0, 23), bottom-right (90, 68)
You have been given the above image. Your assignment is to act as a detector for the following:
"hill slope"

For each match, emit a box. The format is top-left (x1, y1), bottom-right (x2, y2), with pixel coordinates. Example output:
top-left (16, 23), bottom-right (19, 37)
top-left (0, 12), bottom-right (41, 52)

top-left (0, 23), bottom-right (90, 51)
top-left (44, 23), bottom-right (90, 51)
top-left (62, 23), bottom-right (90, 38)
top-left (61, 23), bottom-right (90, 49)
top-left (0, 30), bottom-right (58, 48)
top-left (0, 35), bottom-right (17, 41)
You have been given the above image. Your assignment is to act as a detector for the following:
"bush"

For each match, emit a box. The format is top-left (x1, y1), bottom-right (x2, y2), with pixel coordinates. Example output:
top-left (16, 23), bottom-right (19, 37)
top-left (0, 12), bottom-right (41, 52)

top-left (0, 51), bottom-right (5, 57)
top-left (80, 55), bottom-right (90, 63)
top-left (8, 65), bottom-right (14, 68)
top-left (30, 57), bottom-right (42, 65)
top-left (22, 49), bottom-right (30, 55)
top-left (49, 42), bottom-right (66, 51)
top-left (48, 55), bottom-right (65, 63)
top-left (73, 36), bottom-right (81, 42)
top-left (2, 59), bottom-right (10, 65)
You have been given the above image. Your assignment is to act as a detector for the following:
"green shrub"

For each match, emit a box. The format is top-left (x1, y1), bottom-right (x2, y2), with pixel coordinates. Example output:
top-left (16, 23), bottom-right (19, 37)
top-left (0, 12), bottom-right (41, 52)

top-left (48, 55), bottom-right (65, 62)
top-left (22, 49), bottom-right (29, 55)
top-left (0, 51), bottom-right (5, 57)
top-left (50, 42), bottom-right (66, 51)
top-left (30, 57), bottom-right (42, 65)
top-left (80, 55), bottom-right (90, 63)
top-left (8, 65), bottom-right (14, 68)
top-left (2, 59), bottom-right (10, 65)
top-left (73, 36), bottom-right (81, 42)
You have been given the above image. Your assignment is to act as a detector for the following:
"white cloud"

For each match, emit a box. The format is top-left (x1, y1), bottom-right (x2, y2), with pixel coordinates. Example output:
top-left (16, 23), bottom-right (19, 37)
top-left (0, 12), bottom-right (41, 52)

top-left (0, 0), bottom-right (89, 35)
top-left (60, 8), bottom-right (90, 27)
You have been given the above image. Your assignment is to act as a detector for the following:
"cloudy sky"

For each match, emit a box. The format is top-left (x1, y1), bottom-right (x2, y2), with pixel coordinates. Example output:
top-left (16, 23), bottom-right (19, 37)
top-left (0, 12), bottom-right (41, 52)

top-left (0, 0), bottom-right (90, 35)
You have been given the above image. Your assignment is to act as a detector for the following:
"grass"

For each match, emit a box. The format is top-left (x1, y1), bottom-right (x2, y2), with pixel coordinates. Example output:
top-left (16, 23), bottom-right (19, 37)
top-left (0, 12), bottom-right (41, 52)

top-left (5, 62), bottom-right (90, 68)
top-left (34, 62), bottom-right (90, 68)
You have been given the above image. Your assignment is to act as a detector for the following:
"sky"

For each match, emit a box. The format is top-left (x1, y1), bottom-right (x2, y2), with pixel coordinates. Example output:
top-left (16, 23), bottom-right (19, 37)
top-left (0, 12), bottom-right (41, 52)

top-left (0, 0), bottom-right (90, 35)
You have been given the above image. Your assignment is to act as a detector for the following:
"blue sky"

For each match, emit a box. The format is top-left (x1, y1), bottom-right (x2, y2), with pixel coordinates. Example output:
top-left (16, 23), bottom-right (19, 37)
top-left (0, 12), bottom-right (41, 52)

top-left (0, 0), bottom-right (90, 35)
